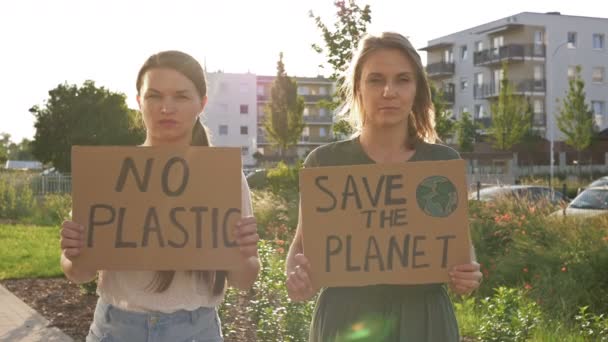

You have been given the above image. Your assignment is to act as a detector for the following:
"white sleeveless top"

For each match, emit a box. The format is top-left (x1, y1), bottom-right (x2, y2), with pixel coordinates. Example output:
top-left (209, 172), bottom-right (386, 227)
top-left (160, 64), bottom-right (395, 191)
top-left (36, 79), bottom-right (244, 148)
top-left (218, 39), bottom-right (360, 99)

top-left (97, 174), bottom-right (253, 313)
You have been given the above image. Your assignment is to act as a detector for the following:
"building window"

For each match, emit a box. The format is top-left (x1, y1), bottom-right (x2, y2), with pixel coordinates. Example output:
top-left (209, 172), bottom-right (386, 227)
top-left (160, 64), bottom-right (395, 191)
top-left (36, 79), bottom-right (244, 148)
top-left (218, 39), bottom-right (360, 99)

top-left (257, 85), bottom-right (265, 96)
top-left (240, 126), bottom-right (248, 135)
top-left (460, 45), bottom-right (468, 60)
top-left (239, 83), bottom-right (248, 93)
top-left (302, 126), bottom-right (310, 137)
top-left (460, 78), bottom-right (468, 90)
top-left (240, 105), bottom-right (248, 114)
top-left (319, 107), bottom-right (327, 116)
top-left (303, 107), bottom-right (310, 116)
top-left (593, 34), bottom-right (605, 49)
top-left (567, 32), bottom-right (577, 48)
top-left (242, 147), bottom-right (249, 156)
top-left (475, 73), bottom-right (483, 85)
top-left (475, 41), bottom-right (484, 52)
top-left (568, 66), bottom-right (576, 80)
top-left (592, 101), bottom-right (605, 115)
top-left (319, 127), bottom-right (327, 137)
top-left (592, 101), bottom-right (605, 127)
top-left (298, 86), bottom-right (309, 95)
top-left (461, 106), bottom-right (469, 115)
top-left (219, 125), bottom-right (228, 135)
top-left (319, 86), bottom-right (328, 95)
top-left (474, 104), bottom-right (485, 118)
top-left (534, 99), bottom-right (544, 114)
top-left (534, 65), bottom-right (544, 80)
top-left (534, 31), bottom-right (544, 45)
top-left (444, 49), bottom-right (453, 63)
top-left (592, 67), bottom-right (605, 83)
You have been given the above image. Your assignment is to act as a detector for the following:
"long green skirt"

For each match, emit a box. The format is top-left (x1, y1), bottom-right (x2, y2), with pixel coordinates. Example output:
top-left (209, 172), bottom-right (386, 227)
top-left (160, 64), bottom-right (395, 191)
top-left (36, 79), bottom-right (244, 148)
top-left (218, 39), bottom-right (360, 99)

top-left (308, 284), bottom-right (459, 342)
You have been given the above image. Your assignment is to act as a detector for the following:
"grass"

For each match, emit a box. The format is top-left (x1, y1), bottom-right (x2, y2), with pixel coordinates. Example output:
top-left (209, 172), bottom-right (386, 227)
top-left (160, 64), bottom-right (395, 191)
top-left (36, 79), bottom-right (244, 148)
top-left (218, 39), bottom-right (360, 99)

top-left (0, 224), bottom-right (63, 279)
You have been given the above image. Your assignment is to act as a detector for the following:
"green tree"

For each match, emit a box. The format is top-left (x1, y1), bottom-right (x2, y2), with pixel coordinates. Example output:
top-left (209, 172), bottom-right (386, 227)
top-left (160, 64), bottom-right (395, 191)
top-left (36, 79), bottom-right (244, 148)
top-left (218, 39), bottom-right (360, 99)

top-left (8, 138), bottom-right (35, 161)
top-left (0, 133), bottom-right (11, 165)
top-left (263, 53), bottom-right (305, 159)
top-left (456, 112), bottom-right (477, 152)
top-left (29, 80), bottom-right (145, 172)
top-left (310, 0), bottom-right (372, 132)
top-left (489, 63), bottom-right (531, 150)
top-left (430, 83), bottom-right (455, 141)
top-left (556, 65), bottom-right (596, 166)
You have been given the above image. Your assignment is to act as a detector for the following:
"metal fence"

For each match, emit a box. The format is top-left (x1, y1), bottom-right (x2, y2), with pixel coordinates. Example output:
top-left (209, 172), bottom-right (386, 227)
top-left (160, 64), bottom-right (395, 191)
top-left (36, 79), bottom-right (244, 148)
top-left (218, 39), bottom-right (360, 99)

top-left (30, 174), bottom-right (72, 195)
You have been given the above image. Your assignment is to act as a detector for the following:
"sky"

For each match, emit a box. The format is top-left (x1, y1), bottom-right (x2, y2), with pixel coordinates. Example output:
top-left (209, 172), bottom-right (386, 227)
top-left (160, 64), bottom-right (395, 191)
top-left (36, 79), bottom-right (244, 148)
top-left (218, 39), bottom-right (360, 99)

top-left (1, 0), bottom-right (606, 143)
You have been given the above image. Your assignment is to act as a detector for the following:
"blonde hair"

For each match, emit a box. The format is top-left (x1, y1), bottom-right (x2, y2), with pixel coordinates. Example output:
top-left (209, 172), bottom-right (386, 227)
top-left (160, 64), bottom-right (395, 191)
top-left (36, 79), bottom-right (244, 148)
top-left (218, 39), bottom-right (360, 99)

top-left (338, 32), bottom-right (438, 145)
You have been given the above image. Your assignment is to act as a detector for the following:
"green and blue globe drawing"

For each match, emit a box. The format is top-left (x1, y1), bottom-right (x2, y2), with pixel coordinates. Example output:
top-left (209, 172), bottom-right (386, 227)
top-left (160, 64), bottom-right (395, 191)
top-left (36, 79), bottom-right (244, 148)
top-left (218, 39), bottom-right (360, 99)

top-left (416, 176), bottom-right (458, 217)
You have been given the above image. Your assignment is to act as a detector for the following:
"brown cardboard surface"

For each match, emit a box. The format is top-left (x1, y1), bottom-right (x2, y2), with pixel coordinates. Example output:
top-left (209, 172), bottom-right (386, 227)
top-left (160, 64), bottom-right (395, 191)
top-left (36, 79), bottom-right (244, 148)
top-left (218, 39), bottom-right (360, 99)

top-left (300, 160), bottom-right (472, 288)
top-left (71, 146), bottom-right (242, 271)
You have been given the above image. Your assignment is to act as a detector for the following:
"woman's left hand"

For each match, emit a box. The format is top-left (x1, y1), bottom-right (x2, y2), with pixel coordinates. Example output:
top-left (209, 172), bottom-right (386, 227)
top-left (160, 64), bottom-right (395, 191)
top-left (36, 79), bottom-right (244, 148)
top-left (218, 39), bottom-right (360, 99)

top-left (234, 216), bottom-right (259, 259)
top-left (448, 262), bottom-right (482, 295)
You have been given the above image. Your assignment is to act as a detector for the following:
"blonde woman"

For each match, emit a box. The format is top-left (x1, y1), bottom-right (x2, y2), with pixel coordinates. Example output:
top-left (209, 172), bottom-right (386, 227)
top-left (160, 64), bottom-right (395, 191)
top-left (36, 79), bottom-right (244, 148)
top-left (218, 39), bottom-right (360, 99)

top-left (286, 33), bottom-right (482, 341)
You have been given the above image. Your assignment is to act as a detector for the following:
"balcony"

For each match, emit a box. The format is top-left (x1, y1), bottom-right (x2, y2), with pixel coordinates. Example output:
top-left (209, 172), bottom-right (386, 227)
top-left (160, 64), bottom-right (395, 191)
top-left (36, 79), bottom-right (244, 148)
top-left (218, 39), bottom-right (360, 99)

top-left (474, 44), bottom-right (546, 66)
top-left (426, 62), bottom-right (455, 78)
top-left (303, 115), bottom-right (333, 124)
top-left (299, 136), bottom-right (333, 145)
top-left (473, 79), bottom-right (546, 99)
top-left (533, 112), bottom-right (546, 126)
top-left (441, 85), bottom-right (455, 104)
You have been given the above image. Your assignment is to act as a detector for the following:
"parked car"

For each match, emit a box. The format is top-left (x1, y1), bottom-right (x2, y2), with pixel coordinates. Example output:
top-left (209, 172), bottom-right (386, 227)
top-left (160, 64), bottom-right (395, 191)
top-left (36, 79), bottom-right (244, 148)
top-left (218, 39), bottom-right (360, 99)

top-left (576, 175), bottom-right (608, 195)
top-left (469, 185), bottom-right (569, 206)
top-left (553, 186), bottom-right (608, 218)
top-left (588, 176), bottom-right (608, 188)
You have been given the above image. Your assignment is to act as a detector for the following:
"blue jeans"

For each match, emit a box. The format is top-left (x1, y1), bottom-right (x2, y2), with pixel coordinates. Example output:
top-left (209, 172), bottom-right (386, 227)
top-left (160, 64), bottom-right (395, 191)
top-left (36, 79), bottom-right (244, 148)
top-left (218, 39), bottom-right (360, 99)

top-left (86, 299), bottom-right (223, 342)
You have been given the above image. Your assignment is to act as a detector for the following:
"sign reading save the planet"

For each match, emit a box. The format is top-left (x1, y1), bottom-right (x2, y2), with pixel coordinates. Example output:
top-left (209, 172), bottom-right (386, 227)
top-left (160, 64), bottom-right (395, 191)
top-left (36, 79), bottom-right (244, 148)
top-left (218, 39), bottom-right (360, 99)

top-left (300, 160), bottom-right (472, 288)
top-left (71, 146), bottom-right (243, 271)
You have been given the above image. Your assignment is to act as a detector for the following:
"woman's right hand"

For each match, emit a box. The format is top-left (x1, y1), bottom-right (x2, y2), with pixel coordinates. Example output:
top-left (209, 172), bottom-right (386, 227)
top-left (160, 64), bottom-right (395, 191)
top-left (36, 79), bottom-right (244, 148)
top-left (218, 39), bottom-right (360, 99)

top-left (286, 253), bottom-right (317, 302)
top-left (60, 220), bottom-right (85, 260)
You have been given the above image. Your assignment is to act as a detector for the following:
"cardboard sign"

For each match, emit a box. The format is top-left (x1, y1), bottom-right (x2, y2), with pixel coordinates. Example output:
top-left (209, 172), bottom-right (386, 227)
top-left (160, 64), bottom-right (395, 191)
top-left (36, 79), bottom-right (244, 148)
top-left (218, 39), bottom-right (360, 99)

top-left (71, 146), bottom-right (242, 271)
top-left (300, 160), bottom-right (472, 288)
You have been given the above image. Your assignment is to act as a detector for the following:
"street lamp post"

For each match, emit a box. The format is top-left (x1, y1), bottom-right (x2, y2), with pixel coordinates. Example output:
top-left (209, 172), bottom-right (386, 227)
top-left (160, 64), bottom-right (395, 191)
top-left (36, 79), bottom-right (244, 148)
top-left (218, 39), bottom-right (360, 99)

top-left (548, 41), bottom-right (569, 190)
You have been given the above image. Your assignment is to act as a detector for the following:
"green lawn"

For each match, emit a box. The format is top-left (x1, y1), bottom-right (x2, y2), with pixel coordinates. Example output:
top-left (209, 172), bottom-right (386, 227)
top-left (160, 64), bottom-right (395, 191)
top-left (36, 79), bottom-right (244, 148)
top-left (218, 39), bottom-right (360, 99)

top-left (0, 224), bottom-right (63, 279)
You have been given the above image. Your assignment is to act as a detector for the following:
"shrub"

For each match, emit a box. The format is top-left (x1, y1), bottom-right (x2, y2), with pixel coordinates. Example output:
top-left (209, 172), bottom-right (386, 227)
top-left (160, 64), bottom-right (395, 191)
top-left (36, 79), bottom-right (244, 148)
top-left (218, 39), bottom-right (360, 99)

top-left (475, 287), bottom-right (542, 342)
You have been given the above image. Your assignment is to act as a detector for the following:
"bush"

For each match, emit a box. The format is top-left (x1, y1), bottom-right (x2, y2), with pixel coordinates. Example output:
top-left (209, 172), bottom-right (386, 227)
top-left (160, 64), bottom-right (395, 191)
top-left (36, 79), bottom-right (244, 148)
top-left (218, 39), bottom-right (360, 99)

top-left (249, 240), bottom-right (315, 342)
top-left (251, 190), bottom-right (298, 241)
top-left (266, 161), bottom-right (301, 201)
top-left (470, 198), bottom-right (608, 322)
top-left (575, 306), bottom-right (608, 341)
top-left (475, 287), bottom-right (542, 342)
top-left (0, 173), bottom-right (35, 220)
top-left (31, 194), bottom-right (72, 226)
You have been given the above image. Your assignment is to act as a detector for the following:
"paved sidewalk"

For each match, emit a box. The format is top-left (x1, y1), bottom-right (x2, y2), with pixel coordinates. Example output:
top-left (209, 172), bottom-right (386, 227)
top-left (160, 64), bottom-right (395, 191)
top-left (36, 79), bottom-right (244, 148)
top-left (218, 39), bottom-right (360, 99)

top-left (0, 284), bottom-right (73, 342)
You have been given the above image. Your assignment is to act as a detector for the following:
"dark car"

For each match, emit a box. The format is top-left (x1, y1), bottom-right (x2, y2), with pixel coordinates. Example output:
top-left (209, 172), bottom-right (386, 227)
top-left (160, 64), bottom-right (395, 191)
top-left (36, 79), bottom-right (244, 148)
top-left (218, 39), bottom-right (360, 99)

top-left (469, 185), bottom-right (569, 206)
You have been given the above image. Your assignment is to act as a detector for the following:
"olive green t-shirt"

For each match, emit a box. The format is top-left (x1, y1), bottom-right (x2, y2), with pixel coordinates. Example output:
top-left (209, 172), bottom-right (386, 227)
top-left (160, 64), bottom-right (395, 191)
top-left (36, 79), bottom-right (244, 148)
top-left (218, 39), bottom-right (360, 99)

top-left (303, 135), bottom-right (461, 168)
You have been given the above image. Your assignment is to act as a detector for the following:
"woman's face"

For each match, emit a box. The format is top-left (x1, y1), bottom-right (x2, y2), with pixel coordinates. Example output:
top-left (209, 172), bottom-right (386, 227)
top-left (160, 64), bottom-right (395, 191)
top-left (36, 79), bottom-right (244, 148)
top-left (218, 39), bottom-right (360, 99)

top-left (137, 68), bottom-right (206, 145)
top-left (358, 48), bottom-right (417, 129)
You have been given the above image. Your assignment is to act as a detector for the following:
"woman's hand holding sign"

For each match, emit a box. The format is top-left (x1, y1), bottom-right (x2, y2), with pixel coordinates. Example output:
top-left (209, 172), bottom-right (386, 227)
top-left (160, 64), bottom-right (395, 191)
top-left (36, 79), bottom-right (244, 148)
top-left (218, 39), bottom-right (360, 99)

top-left (448, 261), bottom-right (482, 295)
top-left (61, 220), bottom-right (85, 259)
top-left (228, 216), bottom-right (261, 291)
top-left (287, 253), bottom-right (317, 302)
top-left (60, 220), bottom-right (97, 284)
top-left (234, 216), bottom-right (259, 259)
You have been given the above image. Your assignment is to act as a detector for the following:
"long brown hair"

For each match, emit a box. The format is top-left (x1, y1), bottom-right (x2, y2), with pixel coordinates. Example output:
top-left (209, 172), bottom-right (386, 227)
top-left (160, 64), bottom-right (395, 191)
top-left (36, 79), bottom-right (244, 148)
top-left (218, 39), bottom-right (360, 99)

top-left (338, 32), bottom-right (438, 145)
top-left (136, 50), bottom-right (226, 295)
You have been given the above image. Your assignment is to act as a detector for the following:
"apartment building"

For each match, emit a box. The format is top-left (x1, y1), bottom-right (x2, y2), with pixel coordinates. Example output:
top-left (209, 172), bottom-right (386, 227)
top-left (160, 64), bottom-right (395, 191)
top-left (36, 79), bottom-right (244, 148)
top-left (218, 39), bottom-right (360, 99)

top-left (204, 72), bottom-right (257, 166)
top-left (256, 75), bottom-right (335, 158)
top-left (422, 12), bottom-right (608, 141)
